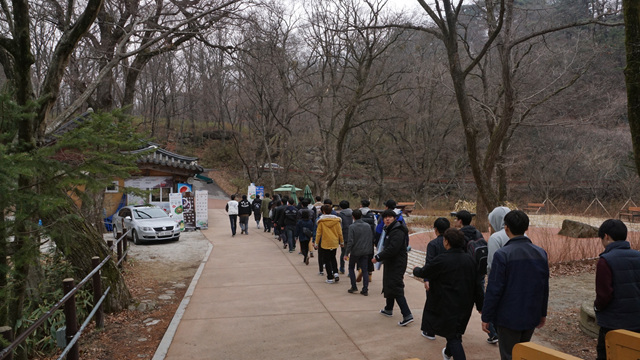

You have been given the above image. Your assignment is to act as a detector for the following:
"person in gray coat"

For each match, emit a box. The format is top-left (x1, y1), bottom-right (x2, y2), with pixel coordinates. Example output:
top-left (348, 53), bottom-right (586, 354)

top-left (344, 209), bottom-right (374, 296)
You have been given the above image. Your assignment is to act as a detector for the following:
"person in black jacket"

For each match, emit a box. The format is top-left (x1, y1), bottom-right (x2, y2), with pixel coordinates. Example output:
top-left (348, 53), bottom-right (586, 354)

top-left (420, 217), bottom-right (450, 340)
top-left (372, 210), bottom-right (413, 326)
top-left (452, 210), bottom-right (483, 246)
top-left (413, 228), bottom-right (484, 360)
top-left (594, 219), bottom-right (640, 360)
top-left (238, 195), bottom-right (252, 235)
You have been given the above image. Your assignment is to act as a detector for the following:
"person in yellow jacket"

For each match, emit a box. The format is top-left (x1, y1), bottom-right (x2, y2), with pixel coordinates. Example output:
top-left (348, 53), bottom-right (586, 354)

top-left (314, 204), bottom-right (344, 283)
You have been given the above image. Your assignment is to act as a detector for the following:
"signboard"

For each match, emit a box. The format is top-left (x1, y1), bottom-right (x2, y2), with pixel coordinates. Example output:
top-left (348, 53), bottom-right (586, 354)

top-left (182, 192), bottom-right (196, 228)
top-left (177, 183), bottom-right (192, 193)
top-left (169, 193), bottom-right (185, 231)
top-left (256, 186), bottom-right (264, 198)
top-left (195, 190), bottom-right (208, 229)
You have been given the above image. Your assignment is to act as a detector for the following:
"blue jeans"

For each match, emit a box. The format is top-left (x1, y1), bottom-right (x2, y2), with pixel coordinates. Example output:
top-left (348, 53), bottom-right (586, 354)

top-left (229, 215), bottom-right (237, 235)
top-left (285, 225), bottom-right (296, 250)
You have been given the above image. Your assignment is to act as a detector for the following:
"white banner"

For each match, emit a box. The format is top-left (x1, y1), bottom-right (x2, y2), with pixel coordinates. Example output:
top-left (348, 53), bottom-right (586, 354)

top-left (195, 190), bottom-right (208, 229)
top-left (169, 193), bottom-right (185, 231)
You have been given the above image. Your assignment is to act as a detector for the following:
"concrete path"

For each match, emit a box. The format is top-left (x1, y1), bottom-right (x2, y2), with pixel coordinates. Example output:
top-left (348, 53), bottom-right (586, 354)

top-left (156, 199), bottom-right (506, 360)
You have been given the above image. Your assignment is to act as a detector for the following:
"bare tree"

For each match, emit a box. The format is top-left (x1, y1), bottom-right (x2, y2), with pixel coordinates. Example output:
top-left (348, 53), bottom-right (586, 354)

top-left (300, 0), bottom-right (408, 197)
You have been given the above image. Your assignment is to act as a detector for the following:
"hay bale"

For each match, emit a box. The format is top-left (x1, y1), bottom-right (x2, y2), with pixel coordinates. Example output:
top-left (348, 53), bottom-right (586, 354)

top-left (558, 219), bottom-right (599, 238)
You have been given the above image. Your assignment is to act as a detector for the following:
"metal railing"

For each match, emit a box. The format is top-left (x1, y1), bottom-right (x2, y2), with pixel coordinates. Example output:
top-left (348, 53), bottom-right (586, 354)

top-left (0, 229), bottom-right (131, 360)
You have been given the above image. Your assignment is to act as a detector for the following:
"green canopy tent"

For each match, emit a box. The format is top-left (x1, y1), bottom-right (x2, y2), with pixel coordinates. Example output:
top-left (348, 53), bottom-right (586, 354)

top-left (273, 184), bottom-right (302, 205)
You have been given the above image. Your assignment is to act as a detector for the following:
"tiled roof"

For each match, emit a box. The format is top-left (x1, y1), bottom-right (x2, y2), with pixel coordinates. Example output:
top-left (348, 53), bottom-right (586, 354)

top-left (131, 143), bottom-right (204, 173)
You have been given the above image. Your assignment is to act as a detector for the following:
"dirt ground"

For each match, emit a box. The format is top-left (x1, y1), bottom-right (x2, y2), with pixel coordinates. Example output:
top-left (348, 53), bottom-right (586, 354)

top-left (56, 217), bottom-right (606, 360)
top-left (42, 230), bottom-right (210, 360)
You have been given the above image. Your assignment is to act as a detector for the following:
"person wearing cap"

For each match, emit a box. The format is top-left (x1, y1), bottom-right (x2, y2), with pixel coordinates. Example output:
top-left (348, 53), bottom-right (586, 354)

top-left (594, 219), bottom-right (640, 360)
top-left (372, 209), bottom-right (414, 326)
top-left (452, 210), bottom-right (483, 246)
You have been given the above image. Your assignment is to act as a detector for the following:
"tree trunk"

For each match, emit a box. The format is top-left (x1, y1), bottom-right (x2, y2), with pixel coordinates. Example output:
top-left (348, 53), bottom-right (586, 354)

top-left (624, 0), bottom-right (640, 179)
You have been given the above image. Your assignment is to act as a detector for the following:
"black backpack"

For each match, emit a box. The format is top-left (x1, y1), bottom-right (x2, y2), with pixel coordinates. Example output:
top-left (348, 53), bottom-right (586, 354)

top-left (253, 201), bottom-right (261, 212)
top-left (468, 238), bottom-right (488, 275)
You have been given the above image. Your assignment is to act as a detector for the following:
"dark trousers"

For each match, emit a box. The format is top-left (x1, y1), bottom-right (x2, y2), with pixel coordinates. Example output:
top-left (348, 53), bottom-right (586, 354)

top-left (421, 291), bottom-right (436, 335)
top-left (229, 215), bottom-right (238, 235)
top-left (339, 247), bottom-right (346, 272)
top-left (285, 225), bottom-right (296, 250)
top-left (319, 248), bottom-right (337, 279)
top-left (348, 255), bottom-right (370, 291)
top-left (263, 217), bottom-right (272, 232)
top-left (254, 211), bottom-right (261, 225)
top-left (239, 215), bottom-right (249, 233)
top-left (385, 295), bottom-right (411, 318)
top-left (444, 334), bottom-right (465, 360)
top-left (597, 326), bottom-right (612, 360)
top-left (300, 240), bottom-right (310, 262)
top-left (496, 326), bottom-right (535, 360)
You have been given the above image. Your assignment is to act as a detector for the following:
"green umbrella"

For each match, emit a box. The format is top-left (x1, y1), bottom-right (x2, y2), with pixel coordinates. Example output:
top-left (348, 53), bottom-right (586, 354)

top-left (289, 185), bottom-right (298, 205)
top-left (303, 185), bottom-right (313, 202)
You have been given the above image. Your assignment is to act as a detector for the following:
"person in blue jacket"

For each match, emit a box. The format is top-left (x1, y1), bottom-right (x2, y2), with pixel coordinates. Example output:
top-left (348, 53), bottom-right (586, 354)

top-left (481, 210), bottom-right (549, 360)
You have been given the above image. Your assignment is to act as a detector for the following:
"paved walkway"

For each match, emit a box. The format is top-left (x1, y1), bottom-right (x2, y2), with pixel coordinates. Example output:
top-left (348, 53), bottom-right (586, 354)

top-left (154, 200), bottom-right (506, 360)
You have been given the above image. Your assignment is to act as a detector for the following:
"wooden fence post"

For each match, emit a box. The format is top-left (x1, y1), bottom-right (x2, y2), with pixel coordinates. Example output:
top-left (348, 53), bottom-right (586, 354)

top-left (116, 239), bottom-right (123, 268)
top-left (0, 326), bottom-right (13, 360)
top-left (122, 234), bottom-right (127, 262)
top-left (63, 278), bottom-right (79, 360)
top-left (107, 239), bottom-right (113, 250)
top-left (91, 257), bottom-right (104, 329)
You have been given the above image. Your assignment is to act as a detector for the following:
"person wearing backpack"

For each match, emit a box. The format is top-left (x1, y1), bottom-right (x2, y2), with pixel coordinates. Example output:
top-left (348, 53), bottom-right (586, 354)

top-left (261, 193), bottom-right (272, 233)
top-left (238, 194), bottom-right (252, 235)
top-left (295, 209), bottom-right (315, 265)
top-left (283, 198), bottom-right (299, 253)
top-left (337, 200), bottom-right (353, 274)
top-left (358, 199), bottom-right (377, 283)
top-left (413, 228), bottom-right (484, 360)
top-left (252, 194), bottom-right (262, 229)
top-left (344, 209), bottom-right (374, 296)
top-left (484, 206), bottom-right (511, 344)
top-left (419, 217), bottom-right (451, 340)
top-left (452, 210), bottom-right (483, 246)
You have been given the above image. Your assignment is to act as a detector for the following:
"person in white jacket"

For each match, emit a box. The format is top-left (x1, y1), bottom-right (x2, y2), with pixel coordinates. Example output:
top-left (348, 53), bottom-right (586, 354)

top-left (487, 206), bottom-right (511, 275)
top-left (484, 206), bottom-right (511, 345)
top-left (225, 194), bottom-right (239, 236)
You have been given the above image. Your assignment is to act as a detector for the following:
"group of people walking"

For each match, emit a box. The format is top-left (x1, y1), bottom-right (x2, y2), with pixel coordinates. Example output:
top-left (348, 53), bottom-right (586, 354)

top-left (226, 194), bottom-right (640, 360)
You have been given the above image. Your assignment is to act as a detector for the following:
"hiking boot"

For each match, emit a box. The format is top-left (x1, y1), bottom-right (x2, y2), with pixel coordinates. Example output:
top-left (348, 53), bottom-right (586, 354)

top-left (422, 331), bottom-right (436, 340)
top-left (305, 257), bottom-right (309, 265)
top-left (380, 309), bottom-right (393, 317)
top-left (356, 269), bottom-right (363, 282)
top-left (398, 315), bottom-right (414, 327)
top-left (347, 287), bottom-right (358, 294)
top-left (360, 290), bottom-right (368, 296)
top-left (310, 252), bottom-right (314, 258)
